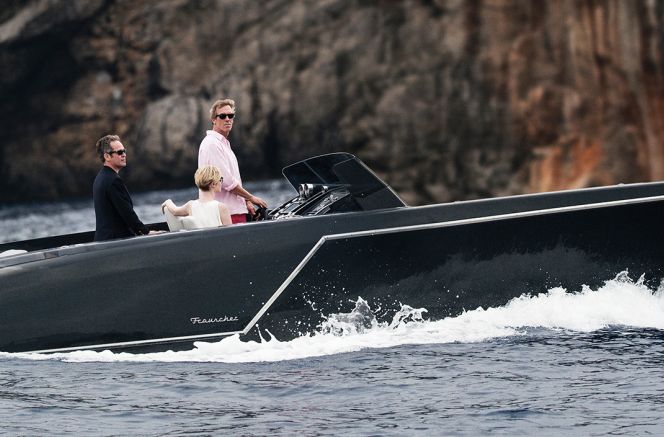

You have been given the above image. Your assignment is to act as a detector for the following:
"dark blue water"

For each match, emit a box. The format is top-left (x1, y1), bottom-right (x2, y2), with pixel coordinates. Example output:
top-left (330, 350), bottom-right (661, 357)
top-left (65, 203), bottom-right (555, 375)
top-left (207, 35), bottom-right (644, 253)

top-left (1, 182), bottom-right (664, 435)
top-left (2, 330), bottom-right (663, 435)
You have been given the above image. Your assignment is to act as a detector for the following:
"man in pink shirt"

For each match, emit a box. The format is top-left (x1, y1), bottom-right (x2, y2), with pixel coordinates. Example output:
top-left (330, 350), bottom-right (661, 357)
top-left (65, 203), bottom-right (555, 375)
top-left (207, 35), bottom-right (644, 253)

top-left (198, 99), bottom-right (268, 224)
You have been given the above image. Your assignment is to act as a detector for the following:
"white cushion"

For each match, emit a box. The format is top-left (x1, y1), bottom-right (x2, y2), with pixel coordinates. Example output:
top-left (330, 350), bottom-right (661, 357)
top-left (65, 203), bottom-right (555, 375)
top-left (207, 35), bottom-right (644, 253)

top-left (0, 249), bottom-right (27, 258)
top-left (164, 209), bottom-right (198, 231)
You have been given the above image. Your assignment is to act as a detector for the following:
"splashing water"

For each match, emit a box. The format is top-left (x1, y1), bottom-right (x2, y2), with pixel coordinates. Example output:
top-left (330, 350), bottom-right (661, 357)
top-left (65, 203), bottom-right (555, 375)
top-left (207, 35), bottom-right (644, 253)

top-left (5, 271), bottom-right (664, 364)
top-left (318, 297), bottom-right (429, 336)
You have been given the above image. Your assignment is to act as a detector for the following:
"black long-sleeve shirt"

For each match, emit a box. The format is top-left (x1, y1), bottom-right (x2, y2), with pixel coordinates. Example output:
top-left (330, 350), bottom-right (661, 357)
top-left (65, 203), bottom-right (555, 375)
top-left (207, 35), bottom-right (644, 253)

top-left (93, 166), bottom-right (149, 241)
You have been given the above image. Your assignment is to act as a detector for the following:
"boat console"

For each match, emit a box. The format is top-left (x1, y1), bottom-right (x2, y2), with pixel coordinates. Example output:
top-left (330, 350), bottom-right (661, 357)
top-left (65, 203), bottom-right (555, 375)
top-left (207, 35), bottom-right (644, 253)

top-left (268, 153), bottom-right (406, 219)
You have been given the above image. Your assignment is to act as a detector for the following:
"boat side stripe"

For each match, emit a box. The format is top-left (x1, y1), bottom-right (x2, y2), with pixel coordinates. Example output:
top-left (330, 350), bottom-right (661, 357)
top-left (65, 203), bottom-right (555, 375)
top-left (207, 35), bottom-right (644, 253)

top-left (240, 194), bottom-right (664, 335)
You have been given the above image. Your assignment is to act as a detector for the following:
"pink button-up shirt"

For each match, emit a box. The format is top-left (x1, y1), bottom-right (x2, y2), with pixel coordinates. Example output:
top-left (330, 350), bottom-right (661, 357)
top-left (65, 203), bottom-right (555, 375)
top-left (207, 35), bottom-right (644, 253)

top-left (198, 130), bottom-right (247, 215)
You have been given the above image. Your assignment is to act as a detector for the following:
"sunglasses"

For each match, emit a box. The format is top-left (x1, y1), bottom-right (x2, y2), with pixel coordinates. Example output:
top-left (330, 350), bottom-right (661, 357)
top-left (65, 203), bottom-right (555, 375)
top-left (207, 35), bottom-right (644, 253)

top-left (215, 113), bottom-right (235, 120)
top-left (107, 149), bottom-right (127, 156)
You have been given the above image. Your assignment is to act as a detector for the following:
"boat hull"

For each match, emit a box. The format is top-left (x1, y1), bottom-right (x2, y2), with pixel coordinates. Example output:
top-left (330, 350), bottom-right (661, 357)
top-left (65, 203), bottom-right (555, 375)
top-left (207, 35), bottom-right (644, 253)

top-left (1, 181), bottom-right (664, 353)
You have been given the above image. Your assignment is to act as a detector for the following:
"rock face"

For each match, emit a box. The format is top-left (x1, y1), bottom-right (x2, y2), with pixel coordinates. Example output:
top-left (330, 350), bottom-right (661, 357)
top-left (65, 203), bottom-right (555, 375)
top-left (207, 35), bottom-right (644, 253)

top-left (1, 0), bottom-right (663, 205)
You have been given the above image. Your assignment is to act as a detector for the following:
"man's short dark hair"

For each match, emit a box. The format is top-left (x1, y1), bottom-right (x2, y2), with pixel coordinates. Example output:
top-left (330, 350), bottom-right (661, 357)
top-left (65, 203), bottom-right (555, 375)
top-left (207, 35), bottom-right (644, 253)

top-left (96, 134), bottom-right (120, 163)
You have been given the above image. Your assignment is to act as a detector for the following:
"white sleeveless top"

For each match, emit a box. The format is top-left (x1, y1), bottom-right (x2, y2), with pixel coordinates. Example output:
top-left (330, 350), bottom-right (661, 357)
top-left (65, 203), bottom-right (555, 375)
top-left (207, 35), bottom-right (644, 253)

top-left (190, 200), bottom-right (222, 228)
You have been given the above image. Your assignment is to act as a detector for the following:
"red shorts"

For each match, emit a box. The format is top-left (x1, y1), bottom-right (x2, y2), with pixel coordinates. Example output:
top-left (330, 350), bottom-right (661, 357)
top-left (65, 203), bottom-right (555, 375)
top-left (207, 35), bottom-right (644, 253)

top-left (231, 214), bottom-right (247, 224)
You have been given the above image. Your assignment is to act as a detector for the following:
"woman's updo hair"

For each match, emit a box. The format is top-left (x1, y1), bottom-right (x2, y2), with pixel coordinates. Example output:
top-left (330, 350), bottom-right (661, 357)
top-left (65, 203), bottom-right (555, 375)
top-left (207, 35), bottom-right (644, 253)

top-left (195, 165), bottom-right (222, 191)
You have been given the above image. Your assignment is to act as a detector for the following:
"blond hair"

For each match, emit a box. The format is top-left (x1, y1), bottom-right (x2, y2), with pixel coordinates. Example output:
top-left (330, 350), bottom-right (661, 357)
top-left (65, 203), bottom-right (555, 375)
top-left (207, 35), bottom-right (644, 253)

top-left (195, 165), bottom-right (222, 191)
top-left (209, 98), bottom-right (235, 120)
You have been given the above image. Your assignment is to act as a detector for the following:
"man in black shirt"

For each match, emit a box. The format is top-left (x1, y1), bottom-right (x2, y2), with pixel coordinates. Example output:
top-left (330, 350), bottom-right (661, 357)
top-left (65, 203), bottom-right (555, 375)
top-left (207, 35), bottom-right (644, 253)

top-left (93, 134), bottom-right (152, 241)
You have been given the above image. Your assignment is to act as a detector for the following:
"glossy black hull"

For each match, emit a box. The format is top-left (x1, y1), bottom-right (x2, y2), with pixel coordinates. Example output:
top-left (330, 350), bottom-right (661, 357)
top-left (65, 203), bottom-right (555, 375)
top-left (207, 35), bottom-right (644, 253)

top-left (253, 199), bottom-right (664, 341)
top-left (2, 169), bottom-right (664, 353)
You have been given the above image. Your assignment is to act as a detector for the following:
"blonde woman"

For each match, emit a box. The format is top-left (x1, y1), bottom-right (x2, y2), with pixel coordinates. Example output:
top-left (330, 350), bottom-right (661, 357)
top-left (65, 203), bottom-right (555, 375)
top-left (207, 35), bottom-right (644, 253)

top-left (161, 165), bottom-right (232, 228)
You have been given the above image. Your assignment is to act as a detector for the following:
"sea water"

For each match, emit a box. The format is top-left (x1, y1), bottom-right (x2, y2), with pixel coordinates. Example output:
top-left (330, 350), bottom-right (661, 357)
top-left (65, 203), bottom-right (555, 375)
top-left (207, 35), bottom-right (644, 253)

top-left (1, 182), bottom-right (663, 435)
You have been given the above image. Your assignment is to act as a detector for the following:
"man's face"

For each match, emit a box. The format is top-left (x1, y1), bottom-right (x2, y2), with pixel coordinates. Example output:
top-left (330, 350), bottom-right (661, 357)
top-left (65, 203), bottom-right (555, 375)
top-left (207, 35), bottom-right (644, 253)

top-left (105, 140), bottom-right (127, 172)
top-left (213, 105), bottom-right (235, 137)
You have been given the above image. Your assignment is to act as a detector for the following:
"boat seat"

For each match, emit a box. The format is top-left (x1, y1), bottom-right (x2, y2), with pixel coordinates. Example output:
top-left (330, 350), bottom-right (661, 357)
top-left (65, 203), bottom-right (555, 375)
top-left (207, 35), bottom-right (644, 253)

top-left (0, 249), bottom-right (28, 258)
top-left (163, 209), bottom-right (198, 231)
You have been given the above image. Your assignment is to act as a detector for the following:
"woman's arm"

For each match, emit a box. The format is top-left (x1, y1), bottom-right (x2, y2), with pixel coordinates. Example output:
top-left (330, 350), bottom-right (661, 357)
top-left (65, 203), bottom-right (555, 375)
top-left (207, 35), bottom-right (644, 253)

top-left (218, 202), bottom-right (232, 226)
top-left (161, 199), bottom-right (192, 216)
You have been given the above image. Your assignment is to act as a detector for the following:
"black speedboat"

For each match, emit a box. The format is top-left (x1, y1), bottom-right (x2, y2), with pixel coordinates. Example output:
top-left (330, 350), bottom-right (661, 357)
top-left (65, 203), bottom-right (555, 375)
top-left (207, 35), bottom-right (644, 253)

top-left (1, 153), bottom-right (663, 353)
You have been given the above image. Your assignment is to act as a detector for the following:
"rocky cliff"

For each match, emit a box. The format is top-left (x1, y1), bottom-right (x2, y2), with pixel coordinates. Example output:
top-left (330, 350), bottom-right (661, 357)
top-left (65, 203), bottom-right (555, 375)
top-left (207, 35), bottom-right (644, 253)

top-left (1, 0), bottom-right (663, 205)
